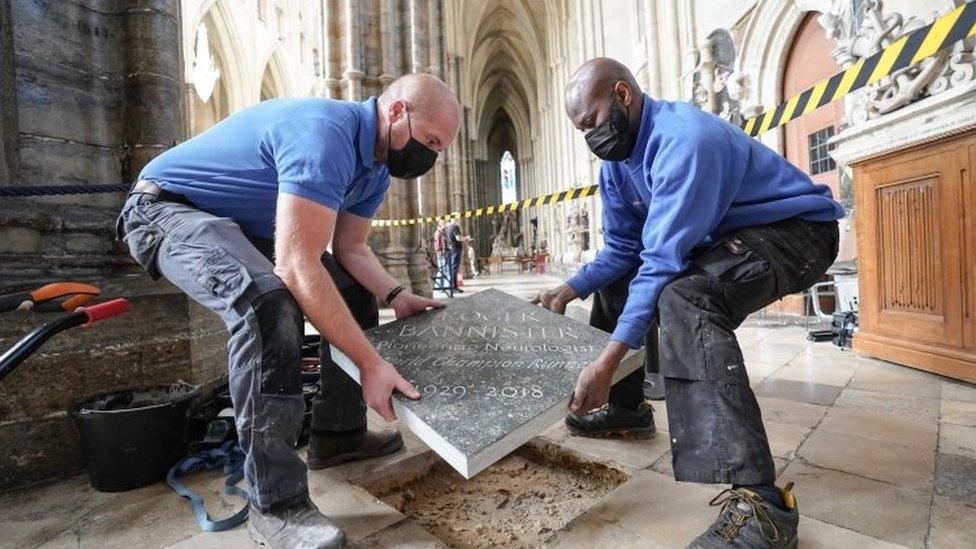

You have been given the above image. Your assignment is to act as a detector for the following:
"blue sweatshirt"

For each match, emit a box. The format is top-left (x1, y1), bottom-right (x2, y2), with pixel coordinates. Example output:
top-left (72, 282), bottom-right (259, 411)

top-left (566, 96), bottom-right (844, 349)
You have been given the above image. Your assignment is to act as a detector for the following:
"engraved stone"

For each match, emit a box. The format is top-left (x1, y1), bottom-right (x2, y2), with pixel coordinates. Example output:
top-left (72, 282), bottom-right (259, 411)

top-left (331, 289), bottom-right (644, 478)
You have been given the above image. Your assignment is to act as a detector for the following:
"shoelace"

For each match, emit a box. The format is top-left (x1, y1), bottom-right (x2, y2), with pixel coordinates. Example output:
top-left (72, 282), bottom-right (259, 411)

top-left (708, 488), bottom-right (783, 543)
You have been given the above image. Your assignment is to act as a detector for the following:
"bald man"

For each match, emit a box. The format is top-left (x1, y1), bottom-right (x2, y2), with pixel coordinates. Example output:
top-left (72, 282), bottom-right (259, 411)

top-left (536, 59), bottom-right (843, 548)
top-left (117, 74), bottom-right (461, 548)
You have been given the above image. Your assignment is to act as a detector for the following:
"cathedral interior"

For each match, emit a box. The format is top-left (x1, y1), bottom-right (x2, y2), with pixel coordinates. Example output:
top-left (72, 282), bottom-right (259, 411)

top-left (1, 1), bottom-right (975, 547)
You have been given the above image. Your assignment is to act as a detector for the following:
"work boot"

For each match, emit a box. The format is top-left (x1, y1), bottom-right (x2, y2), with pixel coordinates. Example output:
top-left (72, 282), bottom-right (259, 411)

top-left (565, 402), bottom-right (655, 438)
top-left (306, 429), bottom-right (403, 470)
top-left (248, 497), bottom-right (346, 549)
top-left (688, 484), bottom-right (799, 548)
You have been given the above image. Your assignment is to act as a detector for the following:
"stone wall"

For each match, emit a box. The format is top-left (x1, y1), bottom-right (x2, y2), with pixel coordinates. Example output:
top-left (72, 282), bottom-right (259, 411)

top-left (0, 0), bottom-right (16, 183)
top-left (0, 0), bottom-right (227, 491)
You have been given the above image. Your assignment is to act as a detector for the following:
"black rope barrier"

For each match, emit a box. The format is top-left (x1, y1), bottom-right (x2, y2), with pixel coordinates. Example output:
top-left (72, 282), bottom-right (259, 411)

top-left (0, 184), bottom-right (130, 197)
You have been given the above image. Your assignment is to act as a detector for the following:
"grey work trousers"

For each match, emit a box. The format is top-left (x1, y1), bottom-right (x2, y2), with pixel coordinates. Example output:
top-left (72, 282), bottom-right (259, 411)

top-left (116, 192), bottom-right (372, 511)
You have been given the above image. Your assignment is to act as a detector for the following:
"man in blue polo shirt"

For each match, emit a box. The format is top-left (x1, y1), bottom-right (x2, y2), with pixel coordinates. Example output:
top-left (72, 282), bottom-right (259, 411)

top-left (117, 74), bottom-right (460, 549)
top-left (535, 58), bottom-right (842, 548)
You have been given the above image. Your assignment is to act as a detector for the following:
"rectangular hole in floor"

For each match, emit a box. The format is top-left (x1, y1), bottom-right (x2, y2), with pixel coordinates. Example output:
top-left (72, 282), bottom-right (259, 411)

top-left (352, 440), bottom-right (629, 548)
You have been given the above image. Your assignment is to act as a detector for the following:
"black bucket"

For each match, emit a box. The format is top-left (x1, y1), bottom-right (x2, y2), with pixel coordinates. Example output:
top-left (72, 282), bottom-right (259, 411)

top-left (72, 382), bottom-right (196, 492)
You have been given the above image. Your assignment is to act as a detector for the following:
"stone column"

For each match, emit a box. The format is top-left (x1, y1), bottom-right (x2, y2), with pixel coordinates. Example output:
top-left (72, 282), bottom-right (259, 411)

top-left (122, 0), bottom-right (186, 180)
top-left (342, 0), bottom-right (364, 99)
top-left (0, 0), bottom-right (229, 492)
top-left (322, 0), bottom-right (341, 98)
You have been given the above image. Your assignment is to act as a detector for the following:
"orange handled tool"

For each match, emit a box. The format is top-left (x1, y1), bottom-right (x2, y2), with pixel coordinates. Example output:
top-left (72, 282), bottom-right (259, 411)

top-left (0, 282), bottom-right (101, 313)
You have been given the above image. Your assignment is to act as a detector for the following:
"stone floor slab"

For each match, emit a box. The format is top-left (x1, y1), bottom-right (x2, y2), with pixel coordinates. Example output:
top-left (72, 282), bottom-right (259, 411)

top-left (941, 399), bottom-right (976, 427)
top-left (798, 516), bottom-right (909, 549)
top-left (0, 474), bottom-right (116, 549)
top-left (545, 515), bottom-right (655, 548)
top-left (331, 289), bottom-right (644, 478)
top-left (753, 378), bottom-right (844, 406)
top-left (744, 362), bottom-right (792, 379)
top-left (307, 469), bottom-right (405, 541)
top-left (552, 469), bottom-right (719, 547)
top-left (37, 480), bottom-right (208, 549)
top-left (848, 363), bottom-right (943, 399)
top-left (833, 388), bottom-right (940, 423)
top-left (799, 428), bottom-right (934, 491)
top-left (757, 396), bottom-right (830, 429)
top-left (770, 356), bottom-right (859, 387)
top-left (349, 518), bottom-right (448, 548)
top-left (927, 495), bottom-right (976, 549)
top-left (780, 462), bottom-right (930, 548)
top-left (942, 381), bottom-right (976, 403)
top-left (817, 406), bottom-right (938, 449)
top-left (765, 420), bottom-right (812, 458)
top-left (938, 423), bottom-right (976, 459)
top-left (164, 528), bottom-right (254, 549)
top-left (934, 453), bottom-right (976, 504)
top-left (546, 423), bottom-right (671, 472)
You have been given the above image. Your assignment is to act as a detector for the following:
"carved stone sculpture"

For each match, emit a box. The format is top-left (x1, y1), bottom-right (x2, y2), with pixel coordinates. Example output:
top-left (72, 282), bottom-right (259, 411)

top-left (818, 0), bottom-right (975, 122)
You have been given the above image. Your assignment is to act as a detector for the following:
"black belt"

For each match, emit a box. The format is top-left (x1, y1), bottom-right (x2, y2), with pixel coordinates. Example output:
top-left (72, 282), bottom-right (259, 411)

top-left (130, 180), bottom-right (195, 207)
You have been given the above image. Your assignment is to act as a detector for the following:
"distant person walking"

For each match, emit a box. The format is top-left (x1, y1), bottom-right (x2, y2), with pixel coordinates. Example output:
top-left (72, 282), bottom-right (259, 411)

top-left (432, 221), bottom-right (449, 290)
top-left (445, 219), bottom-right (465, 293)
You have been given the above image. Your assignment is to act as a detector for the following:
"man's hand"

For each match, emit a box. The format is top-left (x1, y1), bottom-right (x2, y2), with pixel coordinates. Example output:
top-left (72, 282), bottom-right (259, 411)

top-left (360, 358), bottom-right (420, 421)
top-left (568, 341), bottom-right (630, 417)
top-left (568, 360), bottom-right (615, 417)
top-left (531, 283), bottom-right (578, 315)
top-left (392, 291), bottom-right (444, 319)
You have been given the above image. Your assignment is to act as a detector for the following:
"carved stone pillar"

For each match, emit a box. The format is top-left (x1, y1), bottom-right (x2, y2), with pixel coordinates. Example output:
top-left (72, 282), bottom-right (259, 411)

top-left (322, 0), bottom-right (341, 99)
top-left (342, 0), bottom-right (364, 99)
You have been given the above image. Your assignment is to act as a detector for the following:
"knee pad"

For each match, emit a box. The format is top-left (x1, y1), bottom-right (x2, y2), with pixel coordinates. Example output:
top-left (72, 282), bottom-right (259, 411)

top-left (252, 289), bottom-right (303, 395)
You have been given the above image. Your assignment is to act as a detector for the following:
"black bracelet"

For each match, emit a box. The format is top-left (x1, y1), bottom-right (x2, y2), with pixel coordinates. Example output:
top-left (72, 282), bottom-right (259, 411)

top-left (385, 285), bottom-right (406, 305)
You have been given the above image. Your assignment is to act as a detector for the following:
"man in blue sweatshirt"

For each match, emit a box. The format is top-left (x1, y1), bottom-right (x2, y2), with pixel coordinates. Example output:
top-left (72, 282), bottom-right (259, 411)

top-left (535, 58), bottom-right (842, 548)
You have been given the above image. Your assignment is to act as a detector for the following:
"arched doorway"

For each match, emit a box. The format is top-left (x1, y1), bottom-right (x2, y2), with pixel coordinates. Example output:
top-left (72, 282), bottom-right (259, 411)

top-left (782, 12), bottom-right (844, 198)
top-left (778, 11), bottom-right (848, 316)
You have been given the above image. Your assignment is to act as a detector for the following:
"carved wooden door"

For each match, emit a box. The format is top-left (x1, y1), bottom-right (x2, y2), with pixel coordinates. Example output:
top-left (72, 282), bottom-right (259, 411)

top-left (857, 140), bottom-right (967, 348)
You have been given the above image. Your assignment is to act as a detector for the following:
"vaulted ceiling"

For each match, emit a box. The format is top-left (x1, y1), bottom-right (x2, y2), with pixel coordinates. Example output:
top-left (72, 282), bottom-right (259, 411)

top-left (457, 0), bottom-right (549, 161)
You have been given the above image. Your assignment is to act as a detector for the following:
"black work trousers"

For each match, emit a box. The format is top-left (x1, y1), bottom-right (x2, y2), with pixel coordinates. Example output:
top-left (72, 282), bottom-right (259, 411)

top-left (595, 217), bottom-right (838, 484)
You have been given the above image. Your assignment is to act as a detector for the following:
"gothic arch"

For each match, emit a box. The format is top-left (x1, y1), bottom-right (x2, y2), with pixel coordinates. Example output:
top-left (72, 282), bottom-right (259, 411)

top-left (735, 0), bottom-right (832, 150)
top-left (260, 50), bottom-right (290, 100)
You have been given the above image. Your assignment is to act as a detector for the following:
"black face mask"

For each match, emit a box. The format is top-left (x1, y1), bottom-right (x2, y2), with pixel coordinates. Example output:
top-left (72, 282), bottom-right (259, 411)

top-left (386, 110), bottom-right (438, 179)
top-left (584, 90), bottom-right (637, 161)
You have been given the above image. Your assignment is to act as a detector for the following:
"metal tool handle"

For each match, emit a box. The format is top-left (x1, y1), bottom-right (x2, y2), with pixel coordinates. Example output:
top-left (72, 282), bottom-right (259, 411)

top-left (0, 298), bottom-right (131, 383)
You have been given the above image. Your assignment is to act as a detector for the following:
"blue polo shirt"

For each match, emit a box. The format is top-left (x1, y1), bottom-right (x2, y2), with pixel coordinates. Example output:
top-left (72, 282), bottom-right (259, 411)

top-left (139, 97), bottom-right (390, 239)
top-left (567, 95), bottom-right (844, 349)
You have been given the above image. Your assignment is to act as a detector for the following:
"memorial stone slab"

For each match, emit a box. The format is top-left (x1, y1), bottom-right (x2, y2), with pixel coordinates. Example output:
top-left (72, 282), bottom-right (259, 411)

top-left (331, 289), bottom-right (644, 478)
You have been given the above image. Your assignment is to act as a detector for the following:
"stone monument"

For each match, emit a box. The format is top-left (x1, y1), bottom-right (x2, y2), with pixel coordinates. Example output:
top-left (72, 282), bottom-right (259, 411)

top-left (331, 289), bottom-right (643, 478)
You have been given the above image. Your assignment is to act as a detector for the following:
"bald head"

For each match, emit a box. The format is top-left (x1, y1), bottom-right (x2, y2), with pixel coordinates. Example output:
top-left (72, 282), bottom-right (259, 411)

top-left (564, 57), bottom-right (643, 134)
top-left (376, 73), bottom-right (461, 162)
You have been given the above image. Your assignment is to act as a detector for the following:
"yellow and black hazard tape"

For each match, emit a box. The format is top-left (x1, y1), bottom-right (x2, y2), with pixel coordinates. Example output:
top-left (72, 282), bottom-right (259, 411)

top-left (744, 0), bottom-right (976, 136)
top-left (371, 184), bottom-right (599, 227)
top-left (374, 1), bottom-right (976, 228)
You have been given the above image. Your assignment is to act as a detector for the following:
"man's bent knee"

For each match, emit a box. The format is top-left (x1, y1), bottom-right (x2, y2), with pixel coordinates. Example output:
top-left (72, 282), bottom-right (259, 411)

top-left (251, 288), bottom-right (304, 396)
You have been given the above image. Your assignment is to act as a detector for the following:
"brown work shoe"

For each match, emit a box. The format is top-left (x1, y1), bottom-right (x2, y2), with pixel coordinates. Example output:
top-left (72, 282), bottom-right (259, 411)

top-left (306, 429), bottom-right (404, 470)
